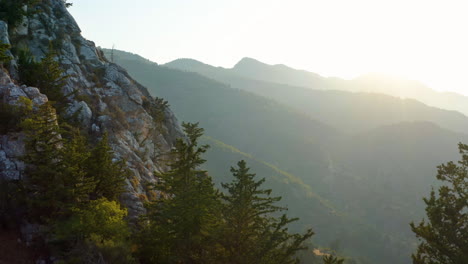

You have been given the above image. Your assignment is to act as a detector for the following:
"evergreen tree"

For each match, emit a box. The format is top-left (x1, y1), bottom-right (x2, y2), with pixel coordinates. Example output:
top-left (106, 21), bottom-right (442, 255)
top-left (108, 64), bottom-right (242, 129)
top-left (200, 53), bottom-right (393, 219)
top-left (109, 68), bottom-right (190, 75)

top-left (53, 198), bottom-right (135, 264)
top-left (21, 104), bottom-right (87, 219)
top-left (0, 43), bottom-right (11, 66)
top-left (87, 133), bottom-right (127, 201)
top-left (0, 96), bottom-right (32, 133)
top-left (21, 103), bottom-right (132, 261)
top-left (21, 104), bottom-right (126, 220)
top-left (220, 160), bottom-right (314, 264)
top-left (17, 48), bottom-right (39, 84)
top-left (21, 104), bottom-right (89, 218)
top-left (18, 48), bottom-right (68, 107)
top-left (59, 128), bottom-right (94, 207)
top-left (0, 0), bottom-right (39, 27)
top-left (137, 122), bottom-right (221, 264)
top-left (34, 49), bottom-right (68, 103)
top-left (21, 102), bottom-right (67, 219)
top-left (410, 143), bottom-right (468, 264)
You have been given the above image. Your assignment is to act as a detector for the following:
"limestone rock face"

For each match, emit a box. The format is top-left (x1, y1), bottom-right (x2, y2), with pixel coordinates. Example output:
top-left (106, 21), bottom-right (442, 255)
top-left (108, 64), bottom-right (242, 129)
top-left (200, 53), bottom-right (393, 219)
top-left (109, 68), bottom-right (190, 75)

top-left (0, 21), bottom-right (9, 44)
top-left (0, 69), bottom-right (45, 181)
top-left (0, 0), bottom-right (184, 218)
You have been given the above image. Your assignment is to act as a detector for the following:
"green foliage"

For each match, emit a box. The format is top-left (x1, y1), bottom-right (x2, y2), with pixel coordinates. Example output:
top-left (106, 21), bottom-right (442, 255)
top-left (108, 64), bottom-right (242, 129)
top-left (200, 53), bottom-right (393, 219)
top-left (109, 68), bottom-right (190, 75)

top-left (137, 128), bottom-right (316, 263)
top-left (53, 198), bottom-right (135, 264)
top-left (0, 96), bottom-right (32, 133)
top-left (87, 133), bottom-right (128, 201)
top-left (18, 48), bottom-right (68, 106)
top-left (59, 129), bottom-right (95, 205)
top-left (20, 103), bottom-right (93, 217)
top-left (21, 102), bottom-right (67, 219)
top-left (410, 143), bottom-right (468, 264)
top-left (35, 49), bottom-right (68, 100)
top-left (18, 102), bottom-right (132, 262)
top-left (137, 122), bottom-right (222, 264)
top-left (21, 103), bottom-right (127, 219)
top-left (220, 160), bottom-right (314, 264)
top-left (110, 48), bottom-right (454, 264)
top-left (0, 42), bottom-right (11, 65)
top-left (17, 49), bottom-right (37, 81)
top-left (142, 96), bottom-right (169, 134)
top-left (0, 0), bottom-right (39, 27)
top-left (54, 198), bottom-right (129, 244)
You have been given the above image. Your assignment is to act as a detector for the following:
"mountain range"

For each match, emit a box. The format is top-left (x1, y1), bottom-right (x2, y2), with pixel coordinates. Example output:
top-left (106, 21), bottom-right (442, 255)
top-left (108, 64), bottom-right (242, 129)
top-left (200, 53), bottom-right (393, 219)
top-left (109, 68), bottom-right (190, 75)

top-left (1, 1), bottom-right (464, 263)
top-left (106, 49), bottom-right (468, 264)
top-left (175, 62), bottom-right (468, 134)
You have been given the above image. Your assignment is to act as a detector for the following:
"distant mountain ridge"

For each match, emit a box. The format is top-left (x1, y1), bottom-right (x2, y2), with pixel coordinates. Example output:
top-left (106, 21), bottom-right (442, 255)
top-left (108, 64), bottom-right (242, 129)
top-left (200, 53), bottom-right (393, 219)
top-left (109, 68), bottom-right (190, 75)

top-left (165, 58), bottom-right (468, 134)
top-left (232, 57), bottom-right (326, 86)
top-left (107, 49), bottom-right (468, 264)
top-left (166, 57), bottom-right (468, 116)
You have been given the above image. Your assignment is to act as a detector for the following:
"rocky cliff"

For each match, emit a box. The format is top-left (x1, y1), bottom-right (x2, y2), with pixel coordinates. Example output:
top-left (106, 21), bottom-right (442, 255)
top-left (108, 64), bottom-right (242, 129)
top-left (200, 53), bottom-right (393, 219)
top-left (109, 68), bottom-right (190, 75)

top-left (0, 0), bottom-right (184, 219)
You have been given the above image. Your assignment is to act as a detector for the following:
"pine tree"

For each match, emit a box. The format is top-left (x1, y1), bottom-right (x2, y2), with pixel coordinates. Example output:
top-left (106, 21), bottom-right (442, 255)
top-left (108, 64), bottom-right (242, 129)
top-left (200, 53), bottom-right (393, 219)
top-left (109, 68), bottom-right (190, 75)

top-left (59, 128), bottom-right (94, 207)
top-left (52, 198), bottom-right (135, 264)
top-left (86, 133), bottom-right (127, 201)
top-left (21, 104), bottom-right (133, 262)
top-left (220, 160), bottom-right (314, 264)
top-left (35, 49), bottom-right (68, 103)
top-left (18, 48), bottom-right (68, 107)
top-left (0, 0), bottom-right (39, 27)
top-left (0, 43), bottom-right (11, 66)
top-left (137, 122), bottom-right (221, 264)
top-left (21, 102), bottom-right (67, 219)
top-left (0, 96), bottom-right (32, 133)
top-left (410, 143), bottom-right (468, 264)
top-left (17, 48), bottom-right (39, 85)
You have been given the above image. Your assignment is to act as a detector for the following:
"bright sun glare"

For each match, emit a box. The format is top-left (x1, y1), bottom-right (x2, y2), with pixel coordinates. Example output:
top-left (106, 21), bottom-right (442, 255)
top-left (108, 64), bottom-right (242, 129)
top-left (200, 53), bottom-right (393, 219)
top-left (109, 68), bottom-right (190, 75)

top-left (254, 0), bottom-right (468, 94)
top-left (70, 0), bottom-right (468, 95)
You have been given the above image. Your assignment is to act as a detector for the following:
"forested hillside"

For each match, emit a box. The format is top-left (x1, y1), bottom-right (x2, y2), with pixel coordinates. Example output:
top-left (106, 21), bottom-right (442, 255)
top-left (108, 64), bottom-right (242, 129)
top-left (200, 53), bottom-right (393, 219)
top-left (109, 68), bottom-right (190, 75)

top-left (0, 1), bottom-right (465, 262)
top-left (0, 1), bottom-right (331, 263)
top-left (106, 49), bottom-right (468, 264)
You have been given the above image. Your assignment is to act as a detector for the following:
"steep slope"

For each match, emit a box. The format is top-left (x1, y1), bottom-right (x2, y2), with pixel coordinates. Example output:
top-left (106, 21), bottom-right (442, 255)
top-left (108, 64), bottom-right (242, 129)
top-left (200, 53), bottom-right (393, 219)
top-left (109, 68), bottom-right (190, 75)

top-left (111, 49), bottom-right (468, 264)
top-left (104, 51), bottom-right (374, 252)
top-left (106, 50), bottom-right (338, 184)
top-left (166, 57), bottom-right (468, 118)
top-left (0, 1), bottom-right (183, 220)
top-left (0, 68), bottom-right (51, 264)
top-left (107, 49), bottom-right (463, 264)
top-left (201, 136), bottom-right (338, 232)
top-left (327, 122), bottom-right (468, 242)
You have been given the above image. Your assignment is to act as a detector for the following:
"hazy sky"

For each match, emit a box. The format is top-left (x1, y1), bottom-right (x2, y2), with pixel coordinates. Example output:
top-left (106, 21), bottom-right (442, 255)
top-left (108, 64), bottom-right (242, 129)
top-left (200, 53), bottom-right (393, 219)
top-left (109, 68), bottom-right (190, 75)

top-left (69, 0), bottom-right (468, 95)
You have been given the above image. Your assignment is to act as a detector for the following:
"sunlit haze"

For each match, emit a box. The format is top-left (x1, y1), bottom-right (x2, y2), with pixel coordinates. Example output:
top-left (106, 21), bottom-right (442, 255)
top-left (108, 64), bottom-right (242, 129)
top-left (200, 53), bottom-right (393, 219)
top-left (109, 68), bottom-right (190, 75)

top-left (2, 1), bottom-right (467, 263)
top-left (69, 0), bottom-right (468, 95)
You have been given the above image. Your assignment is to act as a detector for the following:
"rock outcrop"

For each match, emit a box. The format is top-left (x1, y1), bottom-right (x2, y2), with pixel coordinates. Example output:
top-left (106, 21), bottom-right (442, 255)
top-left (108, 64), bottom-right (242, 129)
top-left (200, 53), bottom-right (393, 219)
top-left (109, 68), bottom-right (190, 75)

top-left (0, 0), bottom-right (184, 218)
top-left (0, 69), bottom-right (44, 181)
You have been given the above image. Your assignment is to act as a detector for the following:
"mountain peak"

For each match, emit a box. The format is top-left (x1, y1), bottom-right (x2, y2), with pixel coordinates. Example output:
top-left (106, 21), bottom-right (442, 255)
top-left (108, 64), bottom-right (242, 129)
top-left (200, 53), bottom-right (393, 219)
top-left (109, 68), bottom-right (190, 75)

top-left (233, 57), bottom-right (268, 69)
top-left (164, 58), bottom-right (219, 72)
top-left (169, 58), bottom-right (204, 64)
top-left (234, 57), bottom-right (305, 72)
